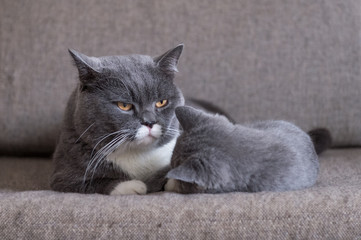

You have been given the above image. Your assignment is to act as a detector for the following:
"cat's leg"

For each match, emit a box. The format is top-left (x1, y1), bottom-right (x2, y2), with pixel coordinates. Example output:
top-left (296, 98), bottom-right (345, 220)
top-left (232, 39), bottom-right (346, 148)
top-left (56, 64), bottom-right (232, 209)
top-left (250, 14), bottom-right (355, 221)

top-left (143, 166), bottom-right (170, 193)
top-left (110, 180), bottom-right (147, 195)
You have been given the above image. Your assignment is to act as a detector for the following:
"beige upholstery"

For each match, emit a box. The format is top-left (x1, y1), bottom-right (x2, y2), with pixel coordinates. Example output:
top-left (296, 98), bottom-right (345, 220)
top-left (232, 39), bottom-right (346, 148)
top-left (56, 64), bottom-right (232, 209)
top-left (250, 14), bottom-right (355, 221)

top-left (1, 0), bottom-right (360, 154)
top-left (1, 150), bottom-right (361, 238)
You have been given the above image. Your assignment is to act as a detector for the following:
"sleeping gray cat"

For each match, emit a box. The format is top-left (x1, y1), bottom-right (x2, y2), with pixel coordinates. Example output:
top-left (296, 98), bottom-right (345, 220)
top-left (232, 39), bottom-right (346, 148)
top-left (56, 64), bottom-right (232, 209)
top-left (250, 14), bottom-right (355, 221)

top-left (51, 45), bottom-right (185, 195)
top-left (165, 106), bottom-right (331, 194)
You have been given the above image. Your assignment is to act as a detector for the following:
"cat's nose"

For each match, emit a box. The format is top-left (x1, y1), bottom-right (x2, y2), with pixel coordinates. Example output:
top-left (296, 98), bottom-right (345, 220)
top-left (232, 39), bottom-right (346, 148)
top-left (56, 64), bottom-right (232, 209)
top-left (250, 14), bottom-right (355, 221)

top-left (141, 120), bottom-right (157, 128)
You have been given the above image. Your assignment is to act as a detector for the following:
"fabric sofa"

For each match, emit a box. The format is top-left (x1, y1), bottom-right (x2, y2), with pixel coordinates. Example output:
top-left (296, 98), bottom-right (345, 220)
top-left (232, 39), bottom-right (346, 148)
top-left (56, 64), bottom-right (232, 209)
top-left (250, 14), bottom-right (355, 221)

top-left (1, 0), bottom-right (360, 238)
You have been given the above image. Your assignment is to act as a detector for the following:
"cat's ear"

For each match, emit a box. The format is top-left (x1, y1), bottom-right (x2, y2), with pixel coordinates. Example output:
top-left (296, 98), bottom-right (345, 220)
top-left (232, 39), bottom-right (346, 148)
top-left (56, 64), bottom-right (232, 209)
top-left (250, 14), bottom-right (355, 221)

top-left (154, 44), bottom-right (184, 74)
top-left (166, 159), bottom-right (208, 188)
top-left (68, 49), bottom-right (100, 83)
top-left (175, 106), bottom-right (207, 131)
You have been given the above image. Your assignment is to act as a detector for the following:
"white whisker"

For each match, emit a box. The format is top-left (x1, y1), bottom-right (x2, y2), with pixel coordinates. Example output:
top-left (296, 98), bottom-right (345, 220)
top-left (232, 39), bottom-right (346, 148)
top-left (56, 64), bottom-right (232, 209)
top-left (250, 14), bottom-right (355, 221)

top-left (82, 130), bottom-right (132, 189)
top-left (163, 126), bottom-right (181, 137)
top-left (75, 122), bottom-right (95, 143)
top-left (89, 135), bottom-right (129, 181)
top-left (90, 130), bottom-right (130, 158)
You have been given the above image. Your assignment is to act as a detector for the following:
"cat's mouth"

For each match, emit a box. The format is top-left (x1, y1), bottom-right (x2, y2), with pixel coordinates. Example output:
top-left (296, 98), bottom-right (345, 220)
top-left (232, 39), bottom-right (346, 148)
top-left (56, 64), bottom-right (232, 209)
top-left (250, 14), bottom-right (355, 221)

top-left (134, 124), bottom-right (162, 145)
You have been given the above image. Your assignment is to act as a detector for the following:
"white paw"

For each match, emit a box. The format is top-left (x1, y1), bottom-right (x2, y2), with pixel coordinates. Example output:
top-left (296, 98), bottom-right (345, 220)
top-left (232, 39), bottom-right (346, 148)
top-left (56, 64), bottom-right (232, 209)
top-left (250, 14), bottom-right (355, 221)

top-left (164, 178), bottom-right (177, 192)
top-left (110, 180), bottom-right (147, 195)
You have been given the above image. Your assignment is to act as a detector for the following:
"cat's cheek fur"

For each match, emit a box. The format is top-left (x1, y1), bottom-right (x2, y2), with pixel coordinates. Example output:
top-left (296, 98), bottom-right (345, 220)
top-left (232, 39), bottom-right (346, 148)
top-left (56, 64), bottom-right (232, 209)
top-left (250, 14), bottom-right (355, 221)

top-left (150, 124), bottom-right (162, 138)
top-left (110, 180), bottom-right (147, 195)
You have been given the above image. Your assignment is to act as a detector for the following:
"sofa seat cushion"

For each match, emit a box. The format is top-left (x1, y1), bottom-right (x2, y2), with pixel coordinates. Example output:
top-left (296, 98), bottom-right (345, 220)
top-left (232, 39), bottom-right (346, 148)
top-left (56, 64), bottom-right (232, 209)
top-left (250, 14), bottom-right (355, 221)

top-left (1, 149), bottom-right (361, 238)
top-left (0, 157), bottom-right (52, 191)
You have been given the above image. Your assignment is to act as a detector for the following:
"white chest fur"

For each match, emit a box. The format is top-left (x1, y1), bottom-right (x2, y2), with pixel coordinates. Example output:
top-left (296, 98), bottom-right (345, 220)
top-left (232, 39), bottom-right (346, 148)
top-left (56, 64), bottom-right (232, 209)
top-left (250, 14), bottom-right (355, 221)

top-left (107, 138), bottom-right (177, 180)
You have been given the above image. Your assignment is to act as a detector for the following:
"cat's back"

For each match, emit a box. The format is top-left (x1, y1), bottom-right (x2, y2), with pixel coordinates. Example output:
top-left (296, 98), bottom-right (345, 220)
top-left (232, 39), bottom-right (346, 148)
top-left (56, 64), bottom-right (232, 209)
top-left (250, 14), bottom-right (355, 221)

top-left (245, 120), bottom-right (317, 163)
top-left (248, 120), bottom-right (311, 147)
top-left (242, 120), bottom-right (319, 191)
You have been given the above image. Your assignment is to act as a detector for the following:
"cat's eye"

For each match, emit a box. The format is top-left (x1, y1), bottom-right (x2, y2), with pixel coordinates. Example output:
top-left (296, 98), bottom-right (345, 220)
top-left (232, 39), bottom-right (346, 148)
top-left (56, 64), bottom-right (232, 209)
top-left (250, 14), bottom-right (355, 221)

top-left (118, 102), bottom-right (133, 111)
top-left (155, 100), bottom-right (168, 108)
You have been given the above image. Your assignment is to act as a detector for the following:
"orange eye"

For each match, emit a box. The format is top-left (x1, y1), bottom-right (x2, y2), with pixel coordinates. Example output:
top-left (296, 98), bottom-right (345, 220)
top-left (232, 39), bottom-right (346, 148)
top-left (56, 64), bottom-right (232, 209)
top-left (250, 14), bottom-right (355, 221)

top-left (118, 102), bottom-right (133, 111)
top-left (155, 100), bottom-right (168, 108)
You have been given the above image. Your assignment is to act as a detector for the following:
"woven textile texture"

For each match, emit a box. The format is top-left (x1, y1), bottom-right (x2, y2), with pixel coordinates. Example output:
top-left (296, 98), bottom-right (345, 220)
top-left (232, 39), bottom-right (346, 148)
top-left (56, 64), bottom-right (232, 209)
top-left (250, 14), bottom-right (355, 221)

top-left (1, 0), bottom-right (361, 155)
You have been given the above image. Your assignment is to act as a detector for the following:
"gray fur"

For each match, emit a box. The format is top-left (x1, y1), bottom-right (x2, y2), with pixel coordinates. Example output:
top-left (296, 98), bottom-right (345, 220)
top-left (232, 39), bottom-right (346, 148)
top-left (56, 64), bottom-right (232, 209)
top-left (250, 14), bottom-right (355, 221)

top-left (51, 45), bottom-right (185, 194)
top-left (166, 106), bottom-right (319, 194)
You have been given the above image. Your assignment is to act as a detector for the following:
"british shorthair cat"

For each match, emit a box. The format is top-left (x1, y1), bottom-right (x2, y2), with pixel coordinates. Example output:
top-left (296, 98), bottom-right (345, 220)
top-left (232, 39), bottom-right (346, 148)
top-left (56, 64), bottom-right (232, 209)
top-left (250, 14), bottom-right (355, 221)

top-left (165, 106), bottom-right (331, 194)
top-left (51, 45), bottom-right (185, 195)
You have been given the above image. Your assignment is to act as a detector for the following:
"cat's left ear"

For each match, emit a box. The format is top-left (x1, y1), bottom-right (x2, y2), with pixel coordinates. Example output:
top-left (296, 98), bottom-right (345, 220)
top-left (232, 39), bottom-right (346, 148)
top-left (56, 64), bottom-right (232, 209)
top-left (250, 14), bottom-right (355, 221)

top-left (154, 44), bottom-right (184, 74)
top-left (68, 49), bottom-right (101, 83)
top-left (166, 159), bottom-right (208, 188)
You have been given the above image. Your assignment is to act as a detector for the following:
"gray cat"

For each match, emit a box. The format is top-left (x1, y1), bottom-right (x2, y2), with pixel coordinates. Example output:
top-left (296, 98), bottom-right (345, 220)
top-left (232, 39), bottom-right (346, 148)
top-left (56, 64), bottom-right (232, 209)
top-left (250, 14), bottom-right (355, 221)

top-left (165, 106), bottom-right (331, 194)
top-left (51, 45), bottom-right (185, 195)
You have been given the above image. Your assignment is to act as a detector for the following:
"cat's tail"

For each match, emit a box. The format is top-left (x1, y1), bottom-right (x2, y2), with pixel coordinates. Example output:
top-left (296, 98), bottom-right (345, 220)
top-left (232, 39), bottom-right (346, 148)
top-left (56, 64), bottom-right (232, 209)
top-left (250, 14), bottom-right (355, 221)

top-left (308, 128), bottom-right (332, 155)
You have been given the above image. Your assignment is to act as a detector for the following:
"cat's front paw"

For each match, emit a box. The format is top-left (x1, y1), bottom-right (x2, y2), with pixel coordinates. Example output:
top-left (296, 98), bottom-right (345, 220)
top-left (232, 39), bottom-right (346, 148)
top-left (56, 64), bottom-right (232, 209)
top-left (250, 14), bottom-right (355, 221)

top-left (164, 178), bottom-right (179, 192)
top-left (110, 180), bottom-right (147, 195)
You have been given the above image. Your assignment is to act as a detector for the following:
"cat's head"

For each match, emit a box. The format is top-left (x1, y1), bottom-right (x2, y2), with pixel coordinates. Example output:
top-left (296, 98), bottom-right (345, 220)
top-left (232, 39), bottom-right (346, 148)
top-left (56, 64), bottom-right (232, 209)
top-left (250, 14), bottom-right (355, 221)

top-left (69, 45), bottom-right (185, 152)
top-left (165, 106), bottom-right (233, 193)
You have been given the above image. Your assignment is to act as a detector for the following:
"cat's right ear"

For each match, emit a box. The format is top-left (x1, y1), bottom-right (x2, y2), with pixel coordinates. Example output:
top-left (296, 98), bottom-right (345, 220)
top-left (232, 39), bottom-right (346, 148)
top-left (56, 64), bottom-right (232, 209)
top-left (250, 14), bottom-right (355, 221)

top-left (154, 44), bottom-right (184, 75)
top-left (175, 106), bottom-right (206, 131)
top-left (68, 49), bottom-right (100, 83)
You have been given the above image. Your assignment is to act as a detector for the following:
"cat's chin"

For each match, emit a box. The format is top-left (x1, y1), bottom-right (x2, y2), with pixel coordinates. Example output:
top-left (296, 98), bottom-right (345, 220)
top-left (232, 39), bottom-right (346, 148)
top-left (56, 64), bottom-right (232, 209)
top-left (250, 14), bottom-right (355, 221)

top-left (135, 135), bottom-right (158, 146)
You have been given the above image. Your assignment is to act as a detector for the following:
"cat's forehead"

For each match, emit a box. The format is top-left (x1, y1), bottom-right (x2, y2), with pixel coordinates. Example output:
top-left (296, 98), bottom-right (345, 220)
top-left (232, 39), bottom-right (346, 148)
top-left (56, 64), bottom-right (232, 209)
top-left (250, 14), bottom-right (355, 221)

top-left (100, 54), bottom-right (155, 72)
top-left (99, 54), bottom-right (160, 86)
top-left (96, 54), bottom-right (176, 102)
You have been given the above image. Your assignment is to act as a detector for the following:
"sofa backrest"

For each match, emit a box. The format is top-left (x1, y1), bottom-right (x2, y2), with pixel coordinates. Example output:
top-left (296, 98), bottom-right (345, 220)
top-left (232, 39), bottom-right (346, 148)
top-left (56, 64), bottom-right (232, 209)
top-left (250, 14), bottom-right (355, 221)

top-left (1, 0), bottom-right (360, 155)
